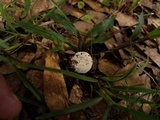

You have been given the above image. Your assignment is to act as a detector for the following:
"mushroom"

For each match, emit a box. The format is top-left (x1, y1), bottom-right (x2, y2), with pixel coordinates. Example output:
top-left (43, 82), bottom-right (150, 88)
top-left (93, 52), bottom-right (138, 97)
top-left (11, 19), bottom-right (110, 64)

top-left (71, 52), bottom-right (93, 74)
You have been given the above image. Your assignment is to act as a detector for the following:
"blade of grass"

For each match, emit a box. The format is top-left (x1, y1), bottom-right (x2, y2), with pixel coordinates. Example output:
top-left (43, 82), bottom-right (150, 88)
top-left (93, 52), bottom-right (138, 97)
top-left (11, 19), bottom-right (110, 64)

top-left (85, 34), bottom-right (111, 47)
top-left (0, 3), bottom-right (16, 31)
top-left (17, 21), bottom-right (77, 50)
top-left (0, 55), bottom-right (98, 83)
top-left (36, 97), bottom-right (103, 119)
top-left (149, 27), bottom-right (160, 39)
top-left (101, 57), bottom-right (149, 82)
top-left (38, 0), bottom-right (66, 24)
top-left (0, 35), bottom-right (15, 49)
top-left (131, 12), bottom-right (144, 41)
top-left (116, 94), bottom-right (154, 104)
top-left (111, 86), bottom-right (160, 94)
top-left (21, 0), bottom-right (31, 18)
top-left (10, 60), bottom-right (44, 103)
top-left (97, 89), bottom-right (116, 105)
top-left (115, 104), bottom-right (157, 120)
top-left (85, 16), bottom-right (114, 38)
top-left (101, 105), bottom-right (112, 120)
top-left (48, 12), bottom-right (80, 37)
top-left (18, 96), bottom-right (42, 106)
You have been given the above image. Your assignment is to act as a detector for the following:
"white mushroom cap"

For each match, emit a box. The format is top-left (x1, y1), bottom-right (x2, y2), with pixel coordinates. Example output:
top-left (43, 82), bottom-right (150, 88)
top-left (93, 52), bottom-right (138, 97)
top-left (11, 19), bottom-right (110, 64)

top-left (71, 52), bottom-right (93, 74)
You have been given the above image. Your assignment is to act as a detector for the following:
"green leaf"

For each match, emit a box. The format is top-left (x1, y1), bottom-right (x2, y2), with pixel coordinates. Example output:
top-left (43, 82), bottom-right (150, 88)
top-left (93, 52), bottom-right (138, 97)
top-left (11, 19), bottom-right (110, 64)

top-left (111, 86), bottom-right (160, 94)
top-left (86, 16), bottom-right (115, 37)
top-left (36, 97), bottom-right (102, 119)
top-left (48, 12), bottom-right (80, 37)
top-left (0, 35), bottom-right (15, 49)
top-left (85, 34), bottom-right (110, 47)
top-left (21, 0), bottom-right (31, 18)
top-left (149, 27), bottom-right (160, 39)
top-left (131, 12), bottom-right (144, 41)
top-left (17, 21), bottom-right (77, 50)
top-left (97, 89), bottom-right (116, 105)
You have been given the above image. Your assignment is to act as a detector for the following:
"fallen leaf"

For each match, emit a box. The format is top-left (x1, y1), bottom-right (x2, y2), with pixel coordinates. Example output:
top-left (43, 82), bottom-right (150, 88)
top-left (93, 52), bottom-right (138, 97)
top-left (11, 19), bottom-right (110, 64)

top-left (43, 52), bottom-right (69, 120)
top-left (0, 63), bottom-right (15, 74)
top-left (116, 12), bottom-right (137, 27)
top-left (139, 46), bottom-right (160, 68)
top-left (27, 70), bottom-right (43, 90)
top-left (74, 21), bottom-right (93, 33)
top-left (87, 10), bottom-right (107, 24)
top-left (69, 84), bottom-right (83, 104)
top-left (30, 0), bottom-right (54, 16)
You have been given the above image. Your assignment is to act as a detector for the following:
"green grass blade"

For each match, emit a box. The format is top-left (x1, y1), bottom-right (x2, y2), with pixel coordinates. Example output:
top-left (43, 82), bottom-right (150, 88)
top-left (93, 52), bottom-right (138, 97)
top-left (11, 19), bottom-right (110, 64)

top-left (10, 61), bottom-right (44, 103)
top-left (149, 27), bottom-right (160, 39)
top-left (48, 12), bottom-right (80, 37)
top-left (101, 57), bottom-right (149, 82)
top-left (85, 34), bottom-right (110, 47)
top-left (86, 16), bottom-right (114, 37)
top-left (101, 64), bottom-right (137, 82)
top-left (19, 62), bottom-right (98, 83)
top-left (101, 105), bottom-right (112, 120)
top-left (17, 21), bottom-right (77, 50)
top-left (131, 12), bottom-right (144, 41)
top-left (38, 0), bottom-right (66, 23)
top-left (111, 86), bottom-right (160, 94)
top-left (116, 94), bottom-right (154, 104)
top-left (36, 97), bottom-right (103, 119)
top-left (0, 35), bottom-right (15, 49)
top-left (0, 4), bottom-right (16, 31)
top-left (0, 55), bottom-right (98, 83)
top-left (97, 89), bottom-right (116, 105)
top-left (18, 96), bottom-right (42, 106)
top-left (21, 0), bottom-right (31, 18)
top-left (115, 104), bottom-right (157, 120)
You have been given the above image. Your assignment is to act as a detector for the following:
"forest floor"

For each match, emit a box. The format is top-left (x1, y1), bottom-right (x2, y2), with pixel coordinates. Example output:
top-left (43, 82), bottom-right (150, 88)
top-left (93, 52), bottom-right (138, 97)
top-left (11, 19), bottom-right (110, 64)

top-left (1, 0), bottom-right (160, 120)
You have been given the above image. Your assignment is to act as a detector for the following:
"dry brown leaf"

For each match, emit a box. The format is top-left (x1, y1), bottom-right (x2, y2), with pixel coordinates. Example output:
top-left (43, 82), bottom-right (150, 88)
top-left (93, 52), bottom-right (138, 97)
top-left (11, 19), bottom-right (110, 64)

top-left (83, 0), bottom-right (112, 14)
top-left (27, 70), bottom-right (43, 89)
top-left (98, 60), bottom-right (145, 87)
top-left (98, 59), bottom-right (120, 76)
top-left (0, 63), bottom-right (15, 74)
top-left (30, 0), bottom-right (55, 16)
top-left (139, 46), bottom-right (160, 68)
top-left (148, 17), bottom-right (160, 27)
top-left (62, 4), bottom-right (85, 20)
top-left (87, 10), bottom-right (107, 24)
top-left (116, 12), bottom-right (137, 27)
top-left (141, 0), bottom-right (153, 9)
top-left (44, 52), bottom-right (69, 120)
top-left (74, 21), bottom-right (93, 33)
top-left (69, 84), bottom-right (83, 104)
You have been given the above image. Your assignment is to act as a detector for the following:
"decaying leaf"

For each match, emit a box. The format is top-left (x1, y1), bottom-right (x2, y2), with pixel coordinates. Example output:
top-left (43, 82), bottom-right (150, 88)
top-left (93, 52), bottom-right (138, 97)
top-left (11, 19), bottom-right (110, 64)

top-left (69, 84), bottom-right (83, 104)
top-left (116, 12), bottom-right (137, 27)
top-left (0, 63), bottom-right (15, 74)
top-left (43, 52), bottom-right (69, 119)
top-left (27, 70), bottom-right (43, 89)
top-left (74, 21), bottom-right (93, 33)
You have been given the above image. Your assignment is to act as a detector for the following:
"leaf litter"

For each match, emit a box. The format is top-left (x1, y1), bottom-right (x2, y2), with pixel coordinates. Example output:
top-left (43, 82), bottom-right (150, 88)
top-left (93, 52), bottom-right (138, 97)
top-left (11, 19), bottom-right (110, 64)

top-left (0, 0), bottom-right (160, 120)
